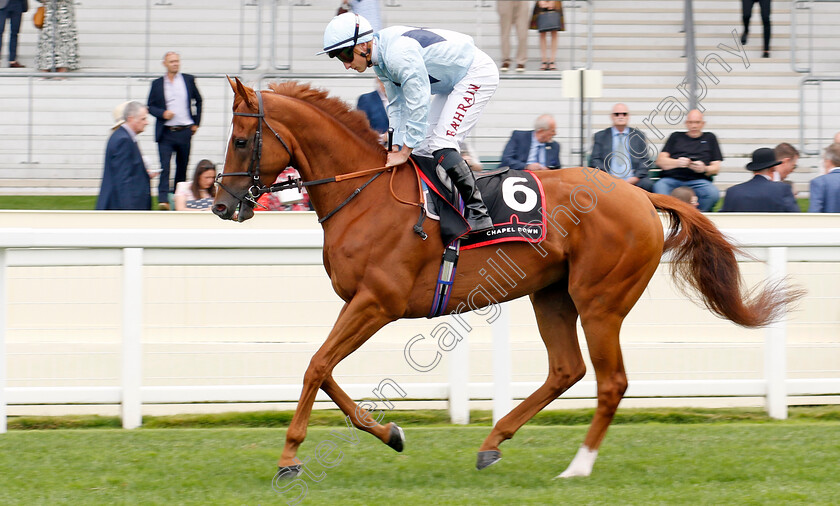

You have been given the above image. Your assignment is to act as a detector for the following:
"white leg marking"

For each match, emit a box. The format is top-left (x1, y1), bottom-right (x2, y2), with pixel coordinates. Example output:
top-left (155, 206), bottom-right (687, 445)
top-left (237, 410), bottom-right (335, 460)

top-left (556, 445), bottom-right (599, 479)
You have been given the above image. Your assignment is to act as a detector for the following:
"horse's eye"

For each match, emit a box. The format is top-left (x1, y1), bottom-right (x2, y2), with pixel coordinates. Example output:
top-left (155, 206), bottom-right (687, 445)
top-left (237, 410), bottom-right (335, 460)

top-left (234, 139), bottom-right (247, 148)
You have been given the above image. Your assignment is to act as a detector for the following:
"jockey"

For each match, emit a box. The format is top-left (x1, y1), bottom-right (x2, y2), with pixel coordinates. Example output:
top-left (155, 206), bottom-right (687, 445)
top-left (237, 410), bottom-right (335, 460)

top-left (319, 13), bottom-right (498, 232)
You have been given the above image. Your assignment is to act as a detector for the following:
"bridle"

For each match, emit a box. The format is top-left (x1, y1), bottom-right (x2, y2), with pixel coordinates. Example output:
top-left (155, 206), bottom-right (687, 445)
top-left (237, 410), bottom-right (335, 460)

top-left (215, 91), bottom-right (295, 209)
top-left (216, 89), bottom-right (424, 230)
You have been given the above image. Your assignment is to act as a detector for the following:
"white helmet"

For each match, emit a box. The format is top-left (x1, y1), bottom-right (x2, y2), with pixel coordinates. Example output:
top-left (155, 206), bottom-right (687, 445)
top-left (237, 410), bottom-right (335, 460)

top-left (318, 13), bottom-right (374, 56)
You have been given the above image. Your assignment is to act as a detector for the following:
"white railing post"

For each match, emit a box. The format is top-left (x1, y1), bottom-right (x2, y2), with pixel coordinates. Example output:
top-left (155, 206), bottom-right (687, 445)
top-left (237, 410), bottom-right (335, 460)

top-left (448, 314), bottom-right (470, 424)
top-left (765, 247), bottom-right (788, 420)
top-left (121, 248), bottom-right (143, 429)
top-left (0, 249), bottom-right (7, 434)
top-left (492, 302), bottom-right (512, 425)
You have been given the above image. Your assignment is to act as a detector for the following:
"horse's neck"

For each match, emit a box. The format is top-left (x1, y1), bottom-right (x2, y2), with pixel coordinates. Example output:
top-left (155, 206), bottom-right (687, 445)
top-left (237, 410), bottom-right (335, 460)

top-left (286, 108), bottom-right (387, 224)
top-left (282, 99), bottom-right (384, 181)
top-left (306, 155), bottom-right (390, 223)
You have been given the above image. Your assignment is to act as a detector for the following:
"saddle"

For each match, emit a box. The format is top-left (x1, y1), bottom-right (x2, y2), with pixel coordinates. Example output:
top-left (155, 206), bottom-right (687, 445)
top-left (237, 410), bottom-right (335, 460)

top-left (412, 154), bottom-right (547, 250)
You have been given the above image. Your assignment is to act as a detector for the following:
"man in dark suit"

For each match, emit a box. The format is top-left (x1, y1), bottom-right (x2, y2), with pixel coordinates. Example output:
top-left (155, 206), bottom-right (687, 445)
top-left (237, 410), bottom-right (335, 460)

top-left (0, 0), bottom-right (28, 67)
top-left (500, 114), bottom-right (560, 170)
top-left (356, 78), bottom-right (389, 136)
top-left (808, 142), bottom-right (840, 213)
top-left (147, 51), bottom-right (202, 210)
top-left (721, 147), bottom-right (798, 212)
top-left (96, 101), bottom-right (152, 211)
top-left (589, 103), bottom-right (654, 192)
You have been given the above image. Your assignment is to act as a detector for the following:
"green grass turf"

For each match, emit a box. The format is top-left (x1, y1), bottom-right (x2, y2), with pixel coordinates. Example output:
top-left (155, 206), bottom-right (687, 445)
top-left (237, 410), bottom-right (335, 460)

top-left (6, 405), bottom-right (840, 431)
top-left (0, 421), bottom-right (838, 505)
top-left (0, 196), bottom-right (164, 210)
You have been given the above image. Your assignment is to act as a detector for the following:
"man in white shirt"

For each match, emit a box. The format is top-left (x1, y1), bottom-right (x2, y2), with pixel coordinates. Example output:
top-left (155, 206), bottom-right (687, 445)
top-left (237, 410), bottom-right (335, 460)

top-left (147, 51), bottom-right (202, 210)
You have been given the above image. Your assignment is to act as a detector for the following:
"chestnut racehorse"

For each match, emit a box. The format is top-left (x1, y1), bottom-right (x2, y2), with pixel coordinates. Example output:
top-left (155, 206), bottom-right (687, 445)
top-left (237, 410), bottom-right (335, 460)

top-left (213, 78), bottom-right (800, 479)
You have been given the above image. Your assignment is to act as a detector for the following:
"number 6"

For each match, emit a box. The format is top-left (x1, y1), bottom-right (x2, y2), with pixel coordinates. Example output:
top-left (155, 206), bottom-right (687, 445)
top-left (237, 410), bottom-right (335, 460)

top-left (502, 177), bottom-right (538, 212)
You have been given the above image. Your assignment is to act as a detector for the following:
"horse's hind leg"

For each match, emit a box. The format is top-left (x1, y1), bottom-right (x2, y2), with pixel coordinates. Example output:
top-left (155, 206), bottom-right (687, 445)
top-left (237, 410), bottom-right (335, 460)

top-left (476, 281), bottom-right (586, 469)
top-left (558, 254), bottom-right (658, 478)
top-left (556, 313), bottom-right (627, 478)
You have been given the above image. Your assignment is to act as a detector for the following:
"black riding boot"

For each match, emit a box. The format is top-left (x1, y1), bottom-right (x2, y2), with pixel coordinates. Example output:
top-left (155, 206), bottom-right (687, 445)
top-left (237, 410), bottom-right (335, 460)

top-left (434, 148), bottom-right (493, 233)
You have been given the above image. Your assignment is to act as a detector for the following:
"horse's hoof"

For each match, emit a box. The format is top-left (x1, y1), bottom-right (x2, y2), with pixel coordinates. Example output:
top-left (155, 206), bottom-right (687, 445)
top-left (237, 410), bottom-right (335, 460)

top-left (387, 423), bottom-right (405, 452)
top-left (273, 464), bottom-right (302, 481)
top-left (476, 450), bottom-right (502, 470)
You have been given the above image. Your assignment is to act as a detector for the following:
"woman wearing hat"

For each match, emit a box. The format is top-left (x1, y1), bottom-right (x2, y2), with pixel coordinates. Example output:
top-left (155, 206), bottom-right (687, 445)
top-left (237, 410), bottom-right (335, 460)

top-left (319, 13), bottom-right (498, 232)
top-left (720, 147), bottom-right (798, 212)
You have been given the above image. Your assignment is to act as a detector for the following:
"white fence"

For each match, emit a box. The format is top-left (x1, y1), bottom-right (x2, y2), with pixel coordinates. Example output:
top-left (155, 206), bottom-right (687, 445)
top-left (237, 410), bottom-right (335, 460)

top-left (1, 212), bottom-right (840, 433)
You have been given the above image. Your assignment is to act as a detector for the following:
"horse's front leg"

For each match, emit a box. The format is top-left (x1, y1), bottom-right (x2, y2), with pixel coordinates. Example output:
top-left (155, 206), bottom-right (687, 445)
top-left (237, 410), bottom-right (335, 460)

top-left (278, 292), bottom-right (392, 474)
top-left (320, 375), bottom-right (405, 450)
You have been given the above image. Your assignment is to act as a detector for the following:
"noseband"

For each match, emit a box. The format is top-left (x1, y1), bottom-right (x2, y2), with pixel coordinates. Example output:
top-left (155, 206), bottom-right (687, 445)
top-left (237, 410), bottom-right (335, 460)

top-left (215, 91), bottom-right (295, 208)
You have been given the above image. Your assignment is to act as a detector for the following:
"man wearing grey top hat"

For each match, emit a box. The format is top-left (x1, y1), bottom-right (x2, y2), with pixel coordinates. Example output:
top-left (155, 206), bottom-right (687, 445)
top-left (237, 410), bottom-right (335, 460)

top-left (720, 147), bottom-right (799, 212)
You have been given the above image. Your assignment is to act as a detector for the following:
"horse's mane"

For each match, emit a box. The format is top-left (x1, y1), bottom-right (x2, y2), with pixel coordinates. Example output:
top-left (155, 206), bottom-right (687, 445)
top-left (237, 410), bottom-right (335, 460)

top-left (268, 82), bottom-right (385, 151)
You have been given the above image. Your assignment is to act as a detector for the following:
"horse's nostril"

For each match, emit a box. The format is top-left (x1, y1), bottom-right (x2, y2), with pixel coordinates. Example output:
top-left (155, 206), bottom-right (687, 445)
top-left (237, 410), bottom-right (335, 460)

top-left (213, 203), bottom-right (233, 220)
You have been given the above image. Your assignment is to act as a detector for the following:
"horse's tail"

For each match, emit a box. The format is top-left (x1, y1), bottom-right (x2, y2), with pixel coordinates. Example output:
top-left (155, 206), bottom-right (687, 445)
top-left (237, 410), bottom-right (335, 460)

top-left (647, 193), bottom-right (804, 328)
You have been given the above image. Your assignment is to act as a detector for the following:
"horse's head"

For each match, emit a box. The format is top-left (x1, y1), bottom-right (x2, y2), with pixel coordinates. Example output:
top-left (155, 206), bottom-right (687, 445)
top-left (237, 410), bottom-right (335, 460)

top-left (213, 77), bottom-right (292, 222)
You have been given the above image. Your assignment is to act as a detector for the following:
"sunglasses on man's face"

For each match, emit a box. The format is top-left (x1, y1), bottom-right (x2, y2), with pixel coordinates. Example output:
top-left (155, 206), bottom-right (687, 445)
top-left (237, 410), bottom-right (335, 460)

top-left (330, 46), bottom-right (356, 64)
top-left (613, 112), bottom-right (628, 117)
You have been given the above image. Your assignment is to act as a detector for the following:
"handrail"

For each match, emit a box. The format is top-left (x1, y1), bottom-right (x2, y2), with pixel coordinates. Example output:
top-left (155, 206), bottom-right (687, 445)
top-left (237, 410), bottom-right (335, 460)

top-left (0, 72), bottom-right (233, 165)
top-left (683, 0), bottom-right (698, 110)
top-left (240, 0), bottom-right (262, 71)
top-left (566, 0), bottom-right (594, 70)
top-left (799, 76), bottom-right (840, 156)
top-left (270, 0), bottom-right (292, 71)
top-left (790, 0), bottom-right (840, 74)
top-left (563, 0), bottom-right (594, 162)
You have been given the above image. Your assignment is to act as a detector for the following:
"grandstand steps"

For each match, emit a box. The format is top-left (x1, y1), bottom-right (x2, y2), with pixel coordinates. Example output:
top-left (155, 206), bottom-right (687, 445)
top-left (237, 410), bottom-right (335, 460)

top-left (587, 0), bottom-right (827, 194)
top-left (1, 0), bottom-right (837, 196)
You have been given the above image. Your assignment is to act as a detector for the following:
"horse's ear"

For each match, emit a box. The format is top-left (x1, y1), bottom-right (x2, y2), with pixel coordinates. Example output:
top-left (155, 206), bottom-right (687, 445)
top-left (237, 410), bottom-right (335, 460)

top-left (229, 76), bottom-right (255, 110)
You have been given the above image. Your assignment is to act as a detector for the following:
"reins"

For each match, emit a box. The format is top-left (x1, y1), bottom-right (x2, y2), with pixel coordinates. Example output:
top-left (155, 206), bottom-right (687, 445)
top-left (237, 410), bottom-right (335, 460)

top-left (218, 89), bottom-right (425, 232)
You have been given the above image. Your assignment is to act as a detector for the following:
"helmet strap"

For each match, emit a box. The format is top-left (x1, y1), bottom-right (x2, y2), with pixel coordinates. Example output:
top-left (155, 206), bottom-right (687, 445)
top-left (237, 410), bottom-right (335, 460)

top-left (361, 41), bottom-right (373, 68)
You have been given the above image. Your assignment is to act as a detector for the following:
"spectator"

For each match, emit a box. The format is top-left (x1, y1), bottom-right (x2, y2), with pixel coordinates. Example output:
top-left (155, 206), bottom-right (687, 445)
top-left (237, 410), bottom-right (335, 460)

top-left (110, 100), bottom-right (129, 132)
top-left (96, 101), bottom-right (152, 211)
top-left (497, 0), bottom-right (530, 73)
top-left (500, 114), bottom-right (560, 171)
top-left (834, 131), bottom-right (840, 144)
top-left (0, 0), bottom-right (27, 68)
top-left (530, 1), bottom-right (563, 71)
top-left (356, 78), bottom-right (389, 136)
top-left (35, 0), bottom-right (78, 72)
top-left (590, 103), bottom-right (654, 192)
top-left (653, 109), bottom-right (722, 211)
top-left (740, 0), bottom-right (771, 58)
top-left (147, 51), bottom-right (202, 210)
top-left (808, 143), bottom-right (840, 213)
top-left (670, 186), bottom-right (699, 208)
top-left (720, 147), bottom-right (798, 212)
top-left (341, 0), bottom-right (381, 31)
top-left (773, 142), bottom-right (799, 183)
top-left (255, 167), bottom-right (311, 212)
top-left (174, 159), bottom-right (216, 211)
top-left (320, 13), bottom-right (497, 232)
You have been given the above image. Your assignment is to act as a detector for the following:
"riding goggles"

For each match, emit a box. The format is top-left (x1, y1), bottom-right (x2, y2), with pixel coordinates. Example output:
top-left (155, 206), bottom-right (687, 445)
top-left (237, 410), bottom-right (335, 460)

top-left (329, 46), bottom-right (357, 64)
